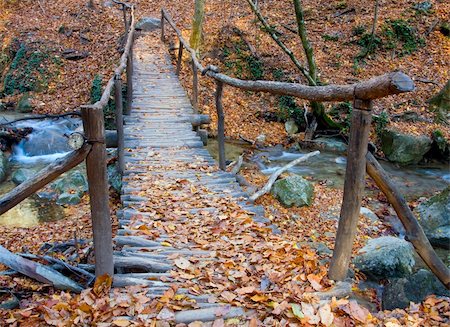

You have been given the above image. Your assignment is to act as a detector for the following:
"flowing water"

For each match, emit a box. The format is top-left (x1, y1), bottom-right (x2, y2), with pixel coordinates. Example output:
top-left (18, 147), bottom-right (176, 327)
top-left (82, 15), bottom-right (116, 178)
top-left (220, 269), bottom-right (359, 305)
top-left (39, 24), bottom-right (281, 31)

top-left (0, 113), bottom-right (82, 227)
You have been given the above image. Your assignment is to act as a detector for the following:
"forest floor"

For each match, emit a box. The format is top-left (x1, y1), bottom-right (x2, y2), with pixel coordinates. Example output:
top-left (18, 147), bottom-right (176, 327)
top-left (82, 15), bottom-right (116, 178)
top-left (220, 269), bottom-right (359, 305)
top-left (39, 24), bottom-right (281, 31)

top-left (0, 0), bottom-right (449, 326)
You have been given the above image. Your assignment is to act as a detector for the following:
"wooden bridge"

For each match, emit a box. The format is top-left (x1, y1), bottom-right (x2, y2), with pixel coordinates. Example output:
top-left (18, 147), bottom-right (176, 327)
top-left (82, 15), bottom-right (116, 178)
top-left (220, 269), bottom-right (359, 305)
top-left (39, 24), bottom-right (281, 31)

top-left (0, 3), bottom-right (448, 324)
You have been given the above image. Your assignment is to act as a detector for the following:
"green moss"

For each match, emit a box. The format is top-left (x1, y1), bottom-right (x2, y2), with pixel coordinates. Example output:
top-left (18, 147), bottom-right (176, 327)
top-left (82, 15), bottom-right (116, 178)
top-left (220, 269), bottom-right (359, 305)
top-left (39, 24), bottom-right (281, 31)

top-left (221, 40), bottom-right (264, 80)
top-left (329, 102), bottom-right (352, 133)
top-left (373, 111), bottom-right (390, 138)
top-left (383, 19), bottom-right (425, 55)
top-left (322, 34), bottom-right (340, 42)
top-left (277, 95), bottom-right (305, 126)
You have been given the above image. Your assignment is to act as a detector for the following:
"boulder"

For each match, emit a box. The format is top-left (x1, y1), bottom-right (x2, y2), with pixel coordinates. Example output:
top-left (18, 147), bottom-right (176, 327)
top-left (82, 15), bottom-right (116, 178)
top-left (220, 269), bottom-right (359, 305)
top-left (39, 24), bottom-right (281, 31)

top-left (11, 168), bottom-right (34, 185)
top-left (381, 129), bottom-right (432, 165)
top-left (414, 187), bottom-right (450, 249)
top-left (57, 192), bottom-right (82, 205)
top-left (360, 207), bottom-right (379, 222)
top-left (354, 236), bottom-right (415, 280)
top-left (136, 17), bottom-right (161, 32)
top-left (285, 120), bottom-right (299, 135)
top-left (108, 163), bottom-right (122, 193)
top-left (271, 175), bottom-right (314, 207)
top-left (51, 170), bottom-right (88, 200)
top-left (382, 269), bottom-right (450, 310)
top-left (0, 151), bottom-right (8, 182)
top-left (312, 137), bottom-right (348, 154)
top-left (16, 94), bottom-right (33, 113)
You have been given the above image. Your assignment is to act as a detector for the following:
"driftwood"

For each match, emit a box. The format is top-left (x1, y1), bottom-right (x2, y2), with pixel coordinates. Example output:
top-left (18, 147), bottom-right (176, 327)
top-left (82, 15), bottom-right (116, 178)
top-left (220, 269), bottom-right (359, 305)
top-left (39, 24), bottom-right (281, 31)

top-left (230, 155), bottom-right (244, 175)
top-left (0, 245), bottom-right (83, 293)
top-left (366, 152), bottom-right (450, 289)
top-left (0, 143), bottom-right (92, 215)
top-left (249, 151), bottom-right (320, 202)
top-left (19, 253), bottom-right (95, 286)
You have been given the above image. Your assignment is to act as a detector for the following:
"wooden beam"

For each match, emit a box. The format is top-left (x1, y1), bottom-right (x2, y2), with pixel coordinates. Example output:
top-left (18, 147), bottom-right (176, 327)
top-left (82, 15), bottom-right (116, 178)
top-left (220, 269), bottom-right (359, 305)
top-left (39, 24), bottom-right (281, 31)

top-left (366, 153), bottom-right (450, 289)
top-left (176, 43), bottom-right (184, 76)
top-left (81, 106), bottom-right (114, 278)
top-left (161, 9), bottom-right (165, 41)
top-left (192, 59), bottom-right (199, 113)
top-left (0, 144), bottom-right (91, 215)
top-left (114, 74), bottom-right (125, 174)
top-left (215, 80), bottom-right (226, 170)
top-left (329, 99), bottom-right (372, 281)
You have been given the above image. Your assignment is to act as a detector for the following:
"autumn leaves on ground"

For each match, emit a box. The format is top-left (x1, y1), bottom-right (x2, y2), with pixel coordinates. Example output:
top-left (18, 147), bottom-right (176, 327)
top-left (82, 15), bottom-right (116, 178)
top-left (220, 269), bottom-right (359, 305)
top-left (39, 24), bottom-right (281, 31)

top-left (0, 0), bottom-right (449, 326)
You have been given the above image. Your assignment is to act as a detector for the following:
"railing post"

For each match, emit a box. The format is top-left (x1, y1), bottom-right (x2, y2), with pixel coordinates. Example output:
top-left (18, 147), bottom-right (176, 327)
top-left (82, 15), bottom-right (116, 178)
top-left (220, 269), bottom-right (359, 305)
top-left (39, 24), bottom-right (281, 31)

top-left (125, 43), bottom-right (133, 115)
top-left (192, 59), bottom-right (199, 113)
top-left (122, 5), bottom-right (129, 35)
top-left (81, 106), bottom-right (114, 278)
top-left (114, 74), bottom-right (125, 175)
top-left (329, 98), bottom-right (372, 281)
top-left (176, 43), bottom-right (183, 76)
top-left (161, 9), bottom-right (165, 41)
top-left (215, 80), bottom-right (226, 170)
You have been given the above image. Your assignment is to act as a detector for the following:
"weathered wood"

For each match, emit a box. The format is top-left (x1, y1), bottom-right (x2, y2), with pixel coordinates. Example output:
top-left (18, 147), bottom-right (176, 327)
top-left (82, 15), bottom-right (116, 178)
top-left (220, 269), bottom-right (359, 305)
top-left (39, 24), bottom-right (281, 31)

top-left (192, 59), bottom-right (199, 112)
top-left (81, 107), bottom-right (114, 278)
top-left (114, 74), bottom-right (125, 174)
top-left (215, 80), bottom-right (226, 170)
top-left (0, 144), bottom-right (91, 215)
top-left (190, 114), bottom-right (210, 126)
top-left (249, 151), bottom-right (320, 202)
top-left (176, 43), bottom-right (183, 75)
top-left (0, 245), bottom-right (83, 293)
top-left (126, 46), bottom-right (133, 115)
top-left (88, 5), bottom-right (135, 111)
top-left (366, 152), bottom-right (450, 289)
top-left (160, 9), bottom-right (165, 41)
top-left (174, 307), bottom-right (246, 324)
top-left (113, 256), bottom-right (172, 273)
top-left (329, 100), bottom-right (372, 281)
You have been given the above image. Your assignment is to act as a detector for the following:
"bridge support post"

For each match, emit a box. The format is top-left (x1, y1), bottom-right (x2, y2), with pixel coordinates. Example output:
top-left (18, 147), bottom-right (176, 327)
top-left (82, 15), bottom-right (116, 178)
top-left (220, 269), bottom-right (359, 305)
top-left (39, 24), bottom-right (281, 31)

top-left (161, 10), bottom-right (165, 41)
top-left (329, 98), bottom-right (372, 281)
top-left (81, 106), bottom-right (114, 278)
top-left (176, 43), bottom-right (184, 75)
top-left (215, 80), bottom-right (226, 170)
top-left (114, 74), bottom-right (125, 175)
top-left (192, 60), bottom-right (199, 113)
top-left (125, 47), bottom-right (133, 115)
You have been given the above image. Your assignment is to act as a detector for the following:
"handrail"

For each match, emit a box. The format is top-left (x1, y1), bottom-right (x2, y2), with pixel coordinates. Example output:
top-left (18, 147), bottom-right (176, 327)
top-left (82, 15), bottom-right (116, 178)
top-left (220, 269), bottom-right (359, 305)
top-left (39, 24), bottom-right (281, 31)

top-left (161, 8), bottom-right (414, 102)
top-left (85, 5), bottom-right (136, 110)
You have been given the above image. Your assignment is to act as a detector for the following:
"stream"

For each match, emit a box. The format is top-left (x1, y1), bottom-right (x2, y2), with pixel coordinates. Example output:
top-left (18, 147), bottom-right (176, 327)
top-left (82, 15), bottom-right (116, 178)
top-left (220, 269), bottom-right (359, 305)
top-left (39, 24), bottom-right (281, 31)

top-left (0, 113), bottom-right (448, 228)
top-left (0, 113), bottom-right (82, 227)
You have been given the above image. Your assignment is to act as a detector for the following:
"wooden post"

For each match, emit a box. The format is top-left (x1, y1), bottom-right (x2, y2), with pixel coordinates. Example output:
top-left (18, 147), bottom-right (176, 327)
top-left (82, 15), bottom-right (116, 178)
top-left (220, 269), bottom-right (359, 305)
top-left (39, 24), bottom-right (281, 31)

top-left (176, 43), bottom-right (184, 76)
top-left (161, 10), bottom-right (165, 41)
top-left (329, 99), bottom-right (372, 281)
top-left (114, 74), bottom-right (125, 175)
top-left (122, 5), bottom-right (129, 35)
top-left (81, 106), bottom-right (114, 278)
top-left (192, 60), bottom-right (199, 113)
top-left (125, 47), bottom-right (133, 115)
top-left (215, 80), bottom-right (226, 170)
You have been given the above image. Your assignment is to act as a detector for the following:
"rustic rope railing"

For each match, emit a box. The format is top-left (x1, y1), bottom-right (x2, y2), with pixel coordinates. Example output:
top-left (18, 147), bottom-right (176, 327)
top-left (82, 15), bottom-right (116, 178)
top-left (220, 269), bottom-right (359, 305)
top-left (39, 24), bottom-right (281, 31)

top-left (160, 8), bottom-right (449, 288)
top-left (0, 3), bottom-right (136, 282)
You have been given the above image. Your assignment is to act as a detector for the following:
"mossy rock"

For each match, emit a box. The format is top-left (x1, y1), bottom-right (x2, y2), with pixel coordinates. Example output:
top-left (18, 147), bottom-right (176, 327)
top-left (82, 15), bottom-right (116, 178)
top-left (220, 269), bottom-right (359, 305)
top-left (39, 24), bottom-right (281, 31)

top-left (271, 175), bottom-right (314, 207)
top-left (11, 168), bottom-right (35, 185)
top-left (16, 94), bottom-right (33, 113)
top-left (381, 129), bottom-right (432, 165)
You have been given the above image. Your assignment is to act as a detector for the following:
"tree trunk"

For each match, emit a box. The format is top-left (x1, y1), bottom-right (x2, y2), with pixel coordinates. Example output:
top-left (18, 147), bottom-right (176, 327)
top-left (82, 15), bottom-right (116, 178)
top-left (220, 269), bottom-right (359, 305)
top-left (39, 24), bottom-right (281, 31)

top-left (190, 0), bottom-right (206, 52)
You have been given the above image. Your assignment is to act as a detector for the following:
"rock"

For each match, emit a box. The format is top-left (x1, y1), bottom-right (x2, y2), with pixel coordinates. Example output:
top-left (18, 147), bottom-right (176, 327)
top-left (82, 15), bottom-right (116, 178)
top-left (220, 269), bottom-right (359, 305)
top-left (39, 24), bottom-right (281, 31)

top-left (285, 120), bottom-right (299, 135)
top-left (108, 163), bottom-right (122, 193)
top-left (11, 168), bottom-right (34, 185)
top-left (0, 151), bottom-right (8, 182)
top-left (360, 207), bottom-right (378, 222)
top-left (354, 236), bottom-right (415, 280)
top-left (136, 17), bottom-right (161, 32)
top-left (255, 134), bottom-right (266, 146)
top-left (61, 49), bottom-right (89, 61)
top-left (382, 269), bottom-right (450, 310)
top-left (57, 192), bottom-right (82, 205)
top-left (381, 129), bottom-right (432, 165)
top-left (52, 170), bottom-right (88, 198)
top-left (413, 187), bottom-right (450, 249)
top-left (272, 175), bottom-right (314, 207)
top-left (312, 137), bottom-right (348, 154)
top-left (16, 94), bottom-right (33, 113)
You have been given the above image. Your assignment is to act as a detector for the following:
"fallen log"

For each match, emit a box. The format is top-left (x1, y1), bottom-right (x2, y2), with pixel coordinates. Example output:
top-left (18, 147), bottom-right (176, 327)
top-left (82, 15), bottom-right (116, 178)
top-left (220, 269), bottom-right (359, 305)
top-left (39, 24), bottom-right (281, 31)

top-left (190, 114), bottom-right (211, 127)
top-left (249, 151), bottom-right (320, 202)
top-left (174, 306), bottom-right (247, 324)
top-left (0, 143), bottom-right (92, 215)
top-left (366, 152), bottom-right (450, 289)
top-left (0, 245), bottom-right (83, 293)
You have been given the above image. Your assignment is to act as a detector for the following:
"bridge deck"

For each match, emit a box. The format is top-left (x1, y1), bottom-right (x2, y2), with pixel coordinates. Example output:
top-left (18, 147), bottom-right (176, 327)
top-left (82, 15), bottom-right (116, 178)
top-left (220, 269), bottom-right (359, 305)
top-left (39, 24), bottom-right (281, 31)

top-left (113, 31), bottom-right (277, 322)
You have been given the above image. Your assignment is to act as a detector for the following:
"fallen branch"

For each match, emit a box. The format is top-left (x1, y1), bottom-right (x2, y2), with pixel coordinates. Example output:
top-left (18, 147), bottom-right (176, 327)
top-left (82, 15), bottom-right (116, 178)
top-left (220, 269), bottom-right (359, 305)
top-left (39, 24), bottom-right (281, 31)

top-left (0, 245), bottom-right (83, 293)
top-left (366, 152), bottom-right (450, 289)
top-left (19, 253), bottom-right (95, 286)
top-left (0, 112), bottom-right (81, 126)
top-left (230, 155), bottom-right (244, 175)
top-left (249, 151), bottom-right (320, 202)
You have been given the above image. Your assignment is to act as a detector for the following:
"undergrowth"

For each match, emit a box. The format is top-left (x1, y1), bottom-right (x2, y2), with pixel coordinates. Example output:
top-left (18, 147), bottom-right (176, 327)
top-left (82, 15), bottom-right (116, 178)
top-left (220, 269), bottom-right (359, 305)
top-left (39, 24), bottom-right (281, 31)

top-left (277, 95), bottom-right (305, 126)
top-left (222, 39), bottom-right (264, 80)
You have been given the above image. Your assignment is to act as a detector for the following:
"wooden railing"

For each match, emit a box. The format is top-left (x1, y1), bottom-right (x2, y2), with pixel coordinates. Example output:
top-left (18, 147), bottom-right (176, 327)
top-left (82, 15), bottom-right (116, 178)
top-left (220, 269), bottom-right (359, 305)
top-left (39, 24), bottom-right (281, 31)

top-left (160, 8), bottom-right (449, 289)
top-left (0, 2), bottom-right (136, 280)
